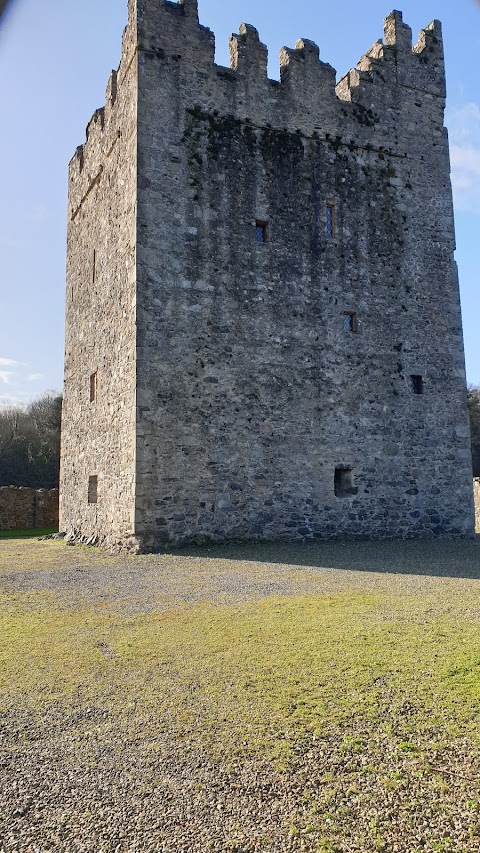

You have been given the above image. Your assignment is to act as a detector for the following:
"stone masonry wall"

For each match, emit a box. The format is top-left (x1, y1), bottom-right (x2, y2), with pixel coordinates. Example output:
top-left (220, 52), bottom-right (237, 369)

top-left (60, 0), bottom-right (138, 549)
top-left (0, 487), bottom-right (59, 531)
top-left (134, 1), bottom-right (474, 547)
top-left (474, 479), bottom-right (480, 531)
top-left (61, 0), bottom-right (475, 551)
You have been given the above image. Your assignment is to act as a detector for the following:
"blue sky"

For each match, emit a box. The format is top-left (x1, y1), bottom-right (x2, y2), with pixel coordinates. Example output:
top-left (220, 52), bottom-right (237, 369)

top-left (0, 0), bottom-right (479, 405)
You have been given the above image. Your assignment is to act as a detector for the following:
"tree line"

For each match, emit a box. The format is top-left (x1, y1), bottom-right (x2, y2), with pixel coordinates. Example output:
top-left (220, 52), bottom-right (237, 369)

top-left (0, 393), bottom-right (62, 489)
top-left (467, 387), bottom-right (480, 478)
top-left (1, 388), bottom-right (480, 489)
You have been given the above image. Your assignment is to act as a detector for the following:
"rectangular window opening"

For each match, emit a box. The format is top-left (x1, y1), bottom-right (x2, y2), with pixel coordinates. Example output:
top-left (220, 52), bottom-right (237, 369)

top-left (92, 249), bottom-right (96, 283)
top-left (88, 475), bottom-right (98, 505)
top-left (411, 375), bottom-right (424, 395)
top-left (342, 312), bottom-right (358, 333)
top-left (255, 220), bottom-right (268, 243)
top-left (334, 467), bottom-right (357, 498)
top-left (90, 371), bottom-right (98, 403)
top-left (326, 204), bottom-right (335, 238)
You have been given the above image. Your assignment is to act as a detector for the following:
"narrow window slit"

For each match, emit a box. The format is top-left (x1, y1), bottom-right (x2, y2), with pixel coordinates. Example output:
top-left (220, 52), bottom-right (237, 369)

top-left (342, 312), bottom-right (358, 333)
top-left (410, 375), bottom-right (424, 395)
top-left (255, 220), bottom-right (268, 243)
top-left (326, 204), bottom-right (335, 238)
top-left (88, 475), bottom-right (98, 504)
top-left (90, 371), bottom-right (98, 403)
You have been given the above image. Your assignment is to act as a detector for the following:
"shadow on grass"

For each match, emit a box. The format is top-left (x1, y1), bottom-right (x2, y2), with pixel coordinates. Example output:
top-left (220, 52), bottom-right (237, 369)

top-left (0, 528), bottom-right (58, 540)
top-left (173, 536), bottom-right (480, 581)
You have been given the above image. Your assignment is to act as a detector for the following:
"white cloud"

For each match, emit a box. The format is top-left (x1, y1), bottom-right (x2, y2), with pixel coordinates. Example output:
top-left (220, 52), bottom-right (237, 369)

top-left (447, 102), bottom-right (480, 214)
top-left (0, 360), bottom-right (49, 399)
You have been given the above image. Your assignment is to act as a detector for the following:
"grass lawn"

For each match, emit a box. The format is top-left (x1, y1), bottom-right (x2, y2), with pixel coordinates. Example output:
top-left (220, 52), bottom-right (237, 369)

top-left (0, 527), bottom-right (57, 539)
top-left (1, 537), bottom-right (479, 852)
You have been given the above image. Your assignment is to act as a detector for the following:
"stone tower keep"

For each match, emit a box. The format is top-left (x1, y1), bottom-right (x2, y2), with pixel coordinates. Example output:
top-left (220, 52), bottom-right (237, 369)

top-left (60, 1), bottom-right (475, 551)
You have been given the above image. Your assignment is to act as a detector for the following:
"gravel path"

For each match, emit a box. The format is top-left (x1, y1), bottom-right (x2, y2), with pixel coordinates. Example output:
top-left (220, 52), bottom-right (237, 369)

top-left (1, 537), bottom-right (480, 852)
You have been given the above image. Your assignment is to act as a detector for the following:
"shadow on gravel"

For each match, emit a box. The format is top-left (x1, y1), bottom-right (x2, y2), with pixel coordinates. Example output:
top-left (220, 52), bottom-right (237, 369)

top-left (173, 536), bottom-right (480, 581)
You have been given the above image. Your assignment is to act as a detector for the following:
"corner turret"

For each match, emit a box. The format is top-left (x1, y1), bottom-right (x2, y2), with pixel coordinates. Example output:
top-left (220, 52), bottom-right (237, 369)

top-left (337, 9), bottom-right (446, 104)
top-left (413, 20), bottom-right (445, 95)
top-left (136, 0), bottom-right (215, 65)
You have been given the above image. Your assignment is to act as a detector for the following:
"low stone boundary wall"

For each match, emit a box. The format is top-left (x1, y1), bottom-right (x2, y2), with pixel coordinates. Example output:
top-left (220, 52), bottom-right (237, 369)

top-left (474, 479), bottom-right (480, 532)
top-left (0, 487), bottom-right (59, 530)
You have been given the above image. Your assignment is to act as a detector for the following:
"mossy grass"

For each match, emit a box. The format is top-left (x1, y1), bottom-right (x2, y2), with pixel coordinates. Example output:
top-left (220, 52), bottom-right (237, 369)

top-left (2, 541), bottom-right (479, 848)
top-left (0, 527), bottom-right (57, 539)
top-left (1, 585), bottom-right (479, 765)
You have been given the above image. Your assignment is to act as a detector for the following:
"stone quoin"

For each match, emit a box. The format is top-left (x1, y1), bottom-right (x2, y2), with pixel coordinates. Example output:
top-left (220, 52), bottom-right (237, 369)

top-left (60, 0), bottom-right (475, 552)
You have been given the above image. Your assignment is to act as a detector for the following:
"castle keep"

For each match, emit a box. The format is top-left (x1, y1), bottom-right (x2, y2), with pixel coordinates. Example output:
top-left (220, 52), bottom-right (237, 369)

top-left (60, 0), bottom-right (475, 551)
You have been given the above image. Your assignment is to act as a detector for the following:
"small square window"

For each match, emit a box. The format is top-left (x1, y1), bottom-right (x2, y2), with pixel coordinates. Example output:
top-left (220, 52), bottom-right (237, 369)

top-left (88, 475), bottom-right (98, 505)
top-left (410, 375), bottom-right (424, 395)
top-left (334, 467), bottom-right (357, 498)
top-left (255, 220), bottom-right (268, 243)
top-left (342, 312), bottom-right (358, 333)
top-left (326, 204), bottom-right (335, 238)
top-left (90, 371), bottom-right (98, 403)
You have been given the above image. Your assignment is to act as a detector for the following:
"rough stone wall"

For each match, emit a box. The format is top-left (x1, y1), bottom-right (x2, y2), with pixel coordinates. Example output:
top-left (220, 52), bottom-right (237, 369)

top-left (474, 479), bottom-right (480, 532)
top-left (0, 488), bottom-right (59, 530)
top-left (62, 0), bottom-right (475, 550)
top-left (35, 489), bottom-right (60, 529)
top-left (134, 1), bottom-right (474, 547)
top-left (60, 2), bottom-right (139, 548)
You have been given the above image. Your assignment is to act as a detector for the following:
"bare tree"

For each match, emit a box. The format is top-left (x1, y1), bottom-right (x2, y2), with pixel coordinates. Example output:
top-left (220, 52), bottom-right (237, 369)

top-left (0, 407), bottom-right (19, 461)
top-left (0, 393), bottom-right (62, 488)
top-left (0, 1), bottom-right (13, 22)
top-left (467, 387), bottom-right (480, 477)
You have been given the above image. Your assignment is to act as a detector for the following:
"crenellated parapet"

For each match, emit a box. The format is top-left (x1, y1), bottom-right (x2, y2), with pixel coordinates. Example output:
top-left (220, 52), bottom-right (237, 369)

top-left (384, 9), bottom-right (412, 50)
top-left (106, 70), bottom-right (118, 108)
top-left (68, 3), bottom-right (448, 214)
top-left (67, 4), bottom-right (139, 218)
top-left (338, 11), bottom-right (445, 105)
top-left (230, 24), bottom-right (268, 79)
top-left (136, 0), bottom-right (215, 64)
top-left (280, 38), bottom-right (337, 100)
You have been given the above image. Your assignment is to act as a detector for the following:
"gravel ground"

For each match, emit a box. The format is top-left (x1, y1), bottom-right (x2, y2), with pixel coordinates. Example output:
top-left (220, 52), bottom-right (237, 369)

top-left (2, 537), bottom-right (480, 613)
top-left (1, 537), bottom-right (480, 852)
